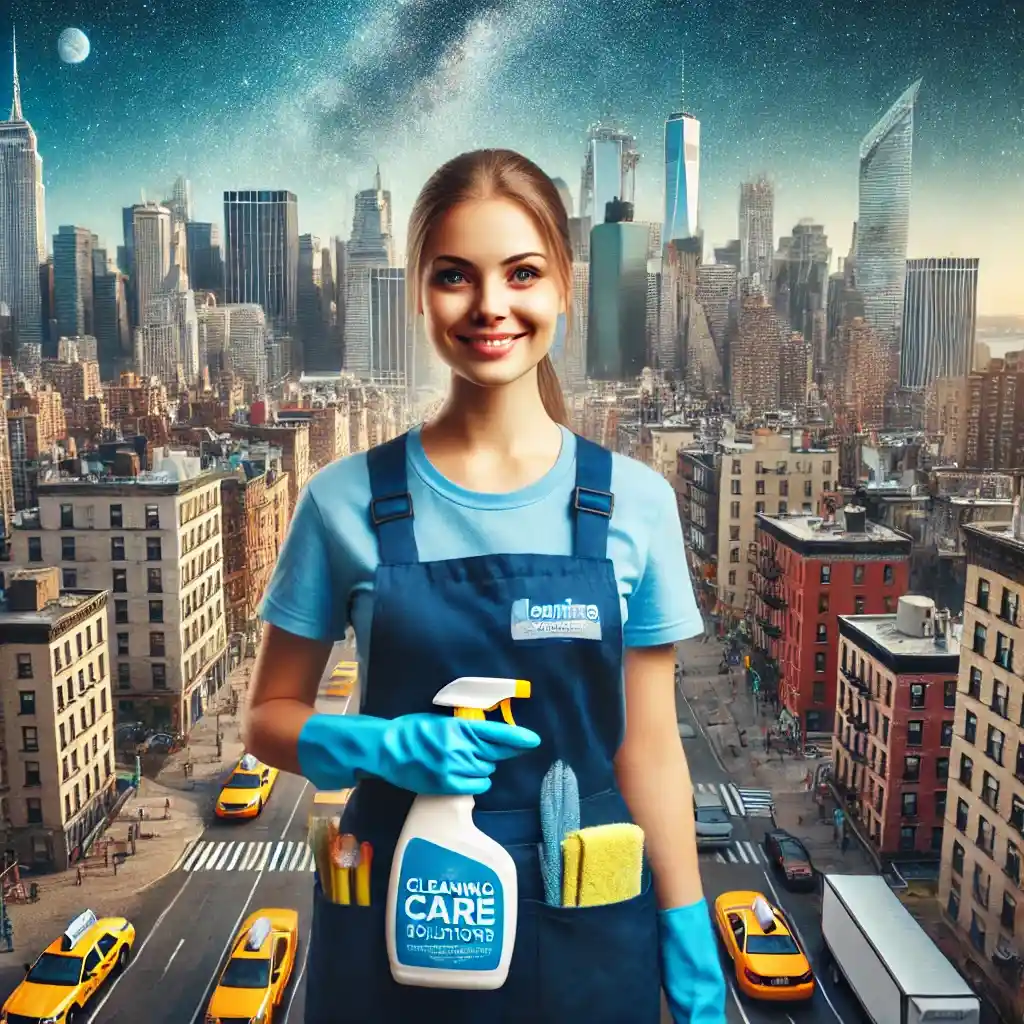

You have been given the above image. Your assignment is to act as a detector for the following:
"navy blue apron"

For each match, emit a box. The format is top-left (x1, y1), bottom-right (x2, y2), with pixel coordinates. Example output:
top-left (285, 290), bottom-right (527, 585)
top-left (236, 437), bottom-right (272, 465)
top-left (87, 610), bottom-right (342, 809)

top-left (305, 432), bottom-right (662, 1023)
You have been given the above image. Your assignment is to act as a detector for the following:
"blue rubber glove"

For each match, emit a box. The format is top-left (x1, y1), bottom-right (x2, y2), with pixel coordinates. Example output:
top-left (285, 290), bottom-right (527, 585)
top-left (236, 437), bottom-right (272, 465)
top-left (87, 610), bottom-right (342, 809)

top-left (659, 900), bottom-right (728, 1024)
top-left (297, 713), bottom-right (541, 795)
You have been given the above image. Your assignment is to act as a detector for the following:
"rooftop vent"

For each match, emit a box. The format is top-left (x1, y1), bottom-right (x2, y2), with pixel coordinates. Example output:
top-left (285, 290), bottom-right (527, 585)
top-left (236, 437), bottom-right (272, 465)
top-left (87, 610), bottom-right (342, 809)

top-left (896, 595), bottom-right (936, 638)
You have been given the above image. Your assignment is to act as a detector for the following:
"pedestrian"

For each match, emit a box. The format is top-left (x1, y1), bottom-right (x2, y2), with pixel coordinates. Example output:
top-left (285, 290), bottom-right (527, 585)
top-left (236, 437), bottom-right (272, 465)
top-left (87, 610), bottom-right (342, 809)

top-left (243, 150), bottom-right (725, 1024)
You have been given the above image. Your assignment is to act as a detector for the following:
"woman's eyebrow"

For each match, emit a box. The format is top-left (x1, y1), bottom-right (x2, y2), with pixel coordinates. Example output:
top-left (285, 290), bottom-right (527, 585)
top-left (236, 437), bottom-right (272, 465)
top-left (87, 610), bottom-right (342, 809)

top-left (433, 251), bottom-right (547, 266)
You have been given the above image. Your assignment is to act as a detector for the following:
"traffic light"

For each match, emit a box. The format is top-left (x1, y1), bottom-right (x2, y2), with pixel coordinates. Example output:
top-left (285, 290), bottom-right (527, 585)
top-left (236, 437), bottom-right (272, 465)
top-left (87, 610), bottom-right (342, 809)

top-left (744, 655), bottom-right (750, 669)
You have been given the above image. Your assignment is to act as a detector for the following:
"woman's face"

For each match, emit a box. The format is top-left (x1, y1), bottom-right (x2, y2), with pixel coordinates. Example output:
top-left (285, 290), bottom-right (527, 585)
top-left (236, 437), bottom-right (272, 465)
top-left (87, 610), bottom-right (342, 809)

top-left (420, 197), bottom-right (564, 389)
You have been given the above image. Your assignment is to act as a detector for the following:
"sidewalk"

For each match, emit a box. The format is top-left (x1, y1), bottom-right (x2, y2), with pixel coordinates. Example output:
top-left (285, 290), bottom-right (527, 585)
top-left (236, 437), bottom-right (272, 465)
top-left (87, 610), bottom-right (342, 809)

top-left (3, 661), bottom-right (252, 958)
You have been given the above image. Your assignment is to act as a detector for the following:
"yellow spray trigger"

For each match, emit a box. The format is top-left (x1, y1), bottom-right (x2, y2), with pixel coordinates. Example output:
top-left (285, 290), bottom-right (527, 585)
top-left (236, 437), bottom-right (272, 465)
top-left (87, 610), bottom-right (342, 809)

top-left (436, 678), bottom-right (532, 726)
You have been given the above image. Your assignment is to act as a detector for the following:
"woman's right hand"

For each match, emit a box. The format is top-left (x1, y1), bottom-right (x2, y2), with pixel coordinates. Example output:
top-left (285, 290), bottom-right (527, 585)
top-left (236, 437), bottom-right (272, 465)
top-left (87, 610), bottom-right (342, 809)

top-left (297, 713), bottom-right (541, 794)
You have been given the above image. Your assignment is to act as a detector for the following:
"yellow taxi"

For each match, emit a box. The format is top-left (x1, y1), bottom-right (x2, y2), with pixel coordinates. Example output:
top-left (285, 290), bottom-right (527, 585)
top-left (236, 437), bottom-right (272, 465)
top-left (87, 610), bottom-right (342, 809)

top-left (323, 660), bottom-right (357, 700)
top-left (713, 891), bottom-right (814, 1002)
top-left (215, 753), bottom-right (279, 820)
top-left (1, 909), bottom-right (135, 1023)
top-left (205, 909), bottom-right (299, 1023)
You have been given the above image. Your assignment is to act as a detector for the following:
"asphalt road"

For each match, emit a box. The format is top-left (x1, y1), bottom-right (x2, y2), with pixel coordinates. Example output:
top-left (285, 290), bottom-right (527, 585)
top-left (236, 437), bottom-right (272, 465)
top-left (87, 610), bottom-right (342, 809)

top-left (3, 638), bottom-right (875, 1024)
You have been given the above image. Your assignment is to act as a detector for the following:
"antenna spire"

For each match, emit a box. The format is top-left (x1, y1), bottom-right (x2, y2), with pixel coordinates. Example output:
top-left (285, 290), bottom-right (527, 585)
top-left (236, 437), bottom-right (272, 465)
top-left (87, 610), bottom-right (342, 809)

top-left (680, 47), bottom-right (686, 111)
top-left (10, 24), bottom-right (22, 121)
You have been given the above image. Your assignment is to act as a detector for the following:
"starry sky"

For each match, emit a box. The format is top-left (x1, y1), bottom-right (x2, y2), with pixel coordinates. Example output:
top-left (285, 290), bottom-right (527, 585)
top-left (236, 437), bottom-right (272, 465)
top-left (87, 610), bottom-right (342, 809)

top-left (6, 0), bottom-right (1022, 314)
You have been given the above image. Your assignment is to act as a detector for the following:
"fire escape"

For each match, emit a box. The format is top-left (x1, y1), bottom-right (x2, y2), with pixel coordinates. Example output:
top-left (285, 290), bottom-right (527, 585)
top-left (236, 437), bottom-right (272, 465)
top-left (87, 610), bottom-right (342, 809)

top-left (749, 538), bottom-right (784, 698)
top-left (835, 658), bottom-right (874, 833)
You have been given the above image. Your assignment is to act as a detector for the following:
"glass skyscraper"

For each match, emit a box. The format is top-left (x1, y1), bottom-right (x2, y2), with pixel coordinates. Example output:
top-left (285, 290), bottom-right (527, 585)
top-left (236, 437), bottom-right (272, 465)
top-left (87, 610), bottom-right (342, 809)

top-left (855, 79), bottom-right (922, 347)
top-left (663, 112), bottom-right (700, 245)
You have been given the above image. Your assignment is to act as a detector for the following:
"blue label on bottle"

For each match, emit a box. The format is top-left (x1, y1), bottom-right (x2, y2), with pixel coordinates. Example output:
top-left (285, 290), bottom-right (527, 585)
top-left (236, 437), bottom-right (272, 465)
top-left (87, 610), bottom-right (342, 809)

top-left (395, 838), bottom-right (503, 972)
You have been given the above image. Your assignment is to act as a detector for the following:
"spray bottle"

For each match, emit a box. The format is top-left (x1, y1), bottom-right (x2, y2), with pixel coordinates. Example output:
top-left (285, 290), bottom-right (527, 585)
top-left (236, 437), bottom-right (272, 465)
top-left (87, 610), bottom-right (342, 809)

top-left (386, 677), bottom-right (531, 990)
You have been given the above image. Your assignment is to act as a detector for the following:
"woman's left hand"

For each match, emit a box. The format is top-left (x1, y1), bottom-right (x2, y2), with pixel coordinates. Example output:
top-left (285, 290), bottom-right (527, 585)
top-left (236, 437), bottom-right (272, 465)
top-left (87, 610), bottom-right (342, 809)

top-left (659, 900), bottom-right (727, 1023)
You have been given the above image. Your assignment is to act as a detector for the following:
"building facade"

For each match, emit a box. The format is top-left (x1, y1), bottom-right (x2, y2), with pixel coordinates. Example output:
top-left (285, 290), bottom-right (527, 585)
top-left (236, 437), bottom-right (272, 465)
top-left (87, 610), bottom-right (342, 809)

top-left (938, 521), bottom-right (1024, 1017)
top-left (833, 597), bottom-right (959, 861)
top-left (0, 568), bottom-right (116, 871)
top-left (752, 506), bottom-right (911, 734)
top-left (738, 179), bottom-right (774, 286)
top-left (9, 450), bottom-right (229, 733)
top-left (663, 112), bottom-right (700, 246)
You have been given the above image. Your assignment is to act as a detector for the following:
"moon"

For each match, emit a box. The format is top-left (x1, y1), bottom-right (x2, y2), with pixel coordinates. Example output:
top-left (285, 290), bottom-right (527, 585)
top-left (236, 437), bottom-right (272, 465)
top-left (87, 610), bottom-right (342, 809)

top-left (57, 28), bottom-right (90, 65)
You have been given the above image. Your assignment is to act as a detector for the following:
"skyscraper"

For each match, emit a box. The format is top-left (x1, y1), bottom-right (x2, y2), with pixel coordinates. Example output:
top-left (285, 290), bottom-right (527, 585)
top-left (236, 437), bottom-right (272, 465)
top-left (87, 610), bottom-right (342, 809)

top-left (223, 189), bottom-right (299, 331)
top-left (369, 268), bottom-right (410, 383)
top-left (185, 221), bottom-right (224, 294)
top-left (739, 179), bottom-right (774, 286)
top-left (899, 257), bottom-right (979, 389)
top-left (53, 225), bottom-right (94, 338)
top-left (579, 123), bottom-right (639, 226)
top-left (0, 29), bottom-right (44, 349)
top-left (663, 113), bottom-right (700, 245)
top-left (856, 79), bottom-right (922, 348)
top-left (131, 202), bottom-right (172, 327)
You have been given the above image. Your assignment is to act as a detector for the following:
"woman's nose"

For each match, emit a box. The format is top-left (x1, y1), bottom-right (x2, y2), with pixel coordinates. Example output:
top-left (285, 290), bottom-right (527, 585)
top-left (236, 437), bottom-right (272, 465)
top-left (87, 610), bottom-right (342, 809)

top-left (470, 278), bottom-right (510, 323)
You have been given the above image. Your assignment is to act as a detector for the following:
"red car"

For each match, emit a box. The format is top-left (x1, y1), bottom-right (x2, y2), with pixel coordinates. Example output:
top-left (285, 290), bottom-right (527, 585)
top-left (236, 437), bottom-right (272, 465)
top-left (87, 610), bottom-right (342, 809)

top-left (764, 829), bottom-right (817, 891)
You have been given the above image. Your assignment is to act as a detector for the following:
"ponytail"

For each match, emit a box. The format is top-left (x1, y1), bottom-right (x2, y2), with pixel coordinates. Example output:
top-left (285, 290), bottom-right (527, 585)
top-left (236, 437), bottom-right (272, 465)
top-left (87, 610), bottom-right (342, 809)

top-left (537, 354), bottom-right (569, 427)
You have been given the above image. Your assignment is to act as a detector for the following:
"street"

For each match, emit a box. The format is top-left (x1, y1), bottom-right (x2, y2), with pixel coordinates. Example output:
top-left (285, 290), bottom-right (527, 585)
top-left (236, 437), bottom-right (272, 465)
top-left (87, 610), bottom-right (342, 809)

top-left (0, 637), bottom-right (874, 1023)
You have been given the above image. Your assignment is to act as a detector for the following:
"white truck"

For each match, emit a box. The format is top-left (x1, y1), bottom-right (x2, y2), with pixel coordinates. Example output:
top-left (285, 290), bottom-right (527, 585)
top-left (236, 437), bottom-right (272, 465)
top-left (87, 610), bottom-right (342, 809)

top-left (821, 874), bottom-right (981, 1024)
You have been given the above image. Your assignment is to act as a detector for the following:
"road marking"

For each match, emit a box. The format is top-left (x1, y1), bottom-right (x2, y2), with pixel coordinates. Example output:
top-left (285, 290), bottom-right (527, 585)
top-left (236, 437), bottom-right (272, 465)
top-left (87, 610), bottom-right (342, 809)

top-left (711, 841), bottom-right (768, 865)
top-left (726, 976), bottom-right (752, 1023)
top-left (761, 869), bottom-right (845, 1023)
top-left (160, 938), bottom-right (184, 979)
top-left (280, 778), bottom-right (309, 838)
top-left (280, 930), bottom-right (311, 1023)
top-left (83, 871), bottom-right (195, 1021)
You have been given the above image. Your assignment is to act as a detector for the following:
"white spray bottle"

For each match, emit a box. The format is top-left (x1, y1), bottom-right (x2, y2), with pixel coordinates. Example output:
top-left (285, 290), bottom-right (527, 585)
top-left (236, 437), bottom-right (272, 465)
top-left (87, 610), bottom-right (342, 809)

top-left (386, 676), bottom-right (532, 990)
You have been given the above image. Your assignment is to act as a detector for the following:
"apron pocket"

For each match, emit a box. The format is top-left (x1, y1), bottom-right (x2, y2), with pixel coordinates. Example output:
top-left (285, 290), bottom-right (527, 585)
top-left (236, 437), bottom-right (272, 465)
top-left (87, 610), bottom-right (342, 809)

top-left (535, 877), bottom-right (661, 1024)
top-left (306, 881), bottom-right (392, 1024)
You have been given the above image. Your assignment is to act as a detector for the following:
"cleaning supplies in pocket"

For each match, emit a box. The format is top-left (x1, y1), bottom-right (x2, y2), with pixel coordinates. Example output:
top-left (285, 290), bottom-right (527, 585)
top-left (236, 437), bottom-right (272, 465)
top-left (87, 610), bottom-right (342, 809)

top-left (539, 760), bottom-right (580, 907)
top-left (308, 817), bottom-right (374, 907)
top-left (387, 677), bottom-right (532, 991)
top-left (561, 823), bottom-right (645, 908)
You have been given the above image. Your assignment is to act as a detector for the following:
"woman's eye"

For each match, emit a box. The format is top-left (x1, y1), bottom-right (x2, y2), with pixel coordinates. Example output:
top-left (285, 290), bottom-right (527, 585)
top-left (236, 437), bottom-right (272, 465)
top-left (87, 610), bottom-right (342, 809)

top-left (512, 267), bottom-right (539, 283)
top-left (437, 269), bottom-right (465, 286)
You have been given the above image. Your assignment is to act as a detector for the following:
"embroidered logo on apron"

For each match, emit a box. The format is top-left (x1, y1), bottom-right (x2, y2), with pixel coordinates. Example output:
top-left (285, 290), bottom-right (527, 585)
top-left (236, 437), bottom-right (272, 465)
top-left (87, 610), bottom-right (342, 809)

top-left (510, 597), bottom-right (603, 641)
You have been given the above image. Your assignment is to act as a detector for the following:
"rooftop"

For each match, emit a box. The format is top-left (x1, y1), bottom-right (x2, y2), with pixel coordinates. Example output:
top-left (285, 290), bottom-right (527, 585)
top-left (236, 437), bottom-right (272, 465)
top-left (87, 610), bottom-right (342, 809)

top-left (759, 512), bottom-right (907, 545)
top-left (965, 519), bottom-right (1024, 552)
top-left (0, 589), bottom-right (105, 628)
top-left (840, 613), bottom-right (961, 659)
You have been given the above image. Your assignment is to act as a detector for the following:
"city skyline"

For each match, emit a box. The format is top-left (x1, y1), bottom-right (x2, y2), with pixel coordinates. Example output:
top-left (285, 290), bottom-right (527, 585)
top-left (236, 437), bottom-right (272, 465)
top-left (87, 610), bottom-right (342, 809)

top-left (6, 0), bottom-right (1022, 314)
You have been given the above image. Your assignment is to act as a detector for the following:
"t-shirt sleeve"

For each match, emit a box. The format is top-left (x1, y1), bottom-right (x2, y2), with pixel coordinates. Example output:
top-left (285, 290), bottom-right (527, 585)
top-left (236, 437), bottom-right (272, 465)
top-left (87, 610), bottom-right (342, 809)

top-left (623, 477), bottom-right (704, 647)
top-left (258, 484), bottom-right (347, 643)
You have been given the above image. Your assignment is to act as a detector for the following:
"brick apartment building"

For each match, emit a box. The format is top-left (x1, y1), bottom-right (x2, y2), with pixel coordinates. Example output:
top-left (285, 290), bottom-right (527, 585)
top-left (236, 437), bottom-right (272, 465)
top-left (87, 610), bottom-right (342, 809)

top-left (751, 505), bottom-right (911, 736)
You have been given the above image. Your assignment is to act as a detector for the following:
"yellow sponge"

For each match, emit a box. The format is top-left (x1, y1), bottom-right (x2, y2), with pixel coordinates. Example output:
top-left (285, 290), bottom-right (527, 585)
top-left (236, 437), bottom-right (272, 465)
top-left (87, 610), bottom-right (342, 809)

top-left (561, 823), bottom-right (644, 907)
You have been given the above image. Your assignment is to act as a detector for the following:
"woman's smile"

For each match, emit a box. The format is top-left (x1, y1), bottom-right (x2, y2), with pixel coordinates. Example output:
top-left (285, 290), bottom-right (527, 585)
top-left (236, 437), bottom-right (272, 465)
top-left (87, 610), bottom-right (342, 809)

top-left (454, 331), bottom-right (530, 359)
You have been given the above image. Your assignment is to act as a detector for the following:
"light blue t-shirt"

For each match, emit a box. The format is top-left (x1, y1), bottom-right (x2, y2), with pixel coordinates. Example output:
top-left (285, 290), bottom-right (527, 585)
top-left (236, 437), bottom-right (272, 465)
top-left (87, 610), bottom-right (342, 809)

top-left (259, 426), bottom-right (703, 674)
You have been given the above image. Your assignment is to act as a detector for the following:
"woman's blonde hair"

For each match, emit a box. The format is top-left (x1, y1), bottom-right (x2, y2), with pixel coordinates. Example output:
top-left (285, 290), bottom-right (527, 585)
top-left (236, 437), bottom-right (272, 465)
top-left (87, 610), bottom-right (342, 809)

top-left (407, 149), bottom-right (572, 426)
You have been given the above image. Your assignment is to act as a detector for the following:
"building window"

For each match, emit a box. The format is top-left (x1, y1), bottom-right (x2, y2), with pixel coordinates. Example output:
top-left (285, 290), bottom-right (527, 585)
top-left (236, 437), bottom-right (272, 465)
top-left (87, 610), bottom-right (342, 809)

top-left (110, 503), bottom-right (123, 528)
top-left (901, 792), bottom-right (918, 817)
top-left (972, 863), bottom-right (989, 907)
top-left (147, 568), bottom-right (163, 594)
top-left (967, 667), bottom-right (982, 699)
top-left (779, 479), bottom-right (788, 497)
top-left (21, 726), bottom-right (38, 752)
top-left (23, 761), bottom-right (40, 787)
top-left (61, 537), bottom-right (76, 561)
top-left (973, 623), bottom-right (987, 655)
top-left (956, 798), bottom-right (969, 832)
top-left (982, 771), bottom-right (1000, 811)
top-left (149, 600), bottom-right (164, 623)
top-left (27, 537), bottom-right (42, 562)
top-left (812, 682), bottom-right (825, 703)
top-left (729, 548), bottom-right (740, 564)
top-left (146, 537), bottom-right (162, 561)
top-left (940, 721), bottom-right (953, 747)
top-left (60, 503), bottom-right (73, 528)
top-left (965, 711), bottom-right (978, 744)
top-left (943, 679), bottom-right (956, 708)
top-left (903, 755), bottom-right (920, 781)
top-left (803, 480), bottom-right (813, 498)
top-left (996, 634), bottom-right (1015, 673)
top-left (960, 753), bottom-right (974, 788)
top-left (117, 663), bottom-right (130, 688)
top-left (730, 502), bottom-right (740, 519)
top-left (815, 624), bottom-right (827, 643)
top-left (110, 568), bottom-right (127, 594)
top-left (115, 600), bottom-right (129, 625)
top-left (25, 798), bottom-right (42, 824)
top-left (111, 537), bottom-right (125, 560)
top-left (977, 817), bottom-right (995, 856)
top-left (1001, 893), bottom-right (1017, 934)
top-left (899, 826), bottom-right (917, 852)
top-left (731, 460), bottom-right (740, 475)
top-left (730, 480), bottom-right (740, 495)
top-left (935, 790), bottom-right (947, 818)
top-left (976, 578), bottom-right (990, 610)
top-left (947, 885), bottom-right (961, 923)
top-left (1008, 843), bottom-right (1022, 886)
top-left (883, 564), bottom-right (894, 585)
top-left (992, 680), bottom-right (1009, 718)
top-left (999, 587), bottom-right (1020, 626)
top-left (150, 632), bottom-right (165, 658)
top-left (936, 756), bottom-right (949, 781)
top-left (756, 480), bottom-right (765, 495)
top-left (820, 565), bottom-right (831, 584)
top-left (970, 912), bottom-right (986, 954)
top-left (854, 595), bottom-right (866, 614)
top-left (910, 684), bottom-right (925, 709)
top-left (818, 594), bottom-right (829, 613)
top-left (152, 664), bottom-right (167, 689)
top-left (755, 501), bottom-right (765, 514)
top-left (853, 565), bottom-right (865, 585)
top-left (729, 527), bottom-right (740, 542)
top-left (778, 501), bottom-right (788, 515)
top-left (116, 633), bottom-right (129, 657)
top-left (18, 691), bottom-right (34, 715)
top-left (145, 504), bottom-right (160, 529)
top-left (727, 571), bottom-right (736, 586)
top-left (987, 725), bottom-right (1005, 766)
top-left (814, 652), bottom-right (826, 673)
top-left (63, 569), bottom-right (78, 588)
top-left (16, 653), bottom-right (32, 679)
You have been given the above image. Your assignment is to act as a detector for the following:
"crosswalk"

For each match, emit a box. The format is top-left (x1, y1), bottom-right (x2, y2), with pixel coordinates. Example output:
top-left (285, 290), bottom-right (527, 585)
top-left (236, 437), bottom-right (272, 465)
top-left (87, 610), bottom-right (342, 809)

top-left (712, 841), bottom-right (768, 866)
top-left (693, 782), bottom-right (774, 819)
top-left (179, 839), bottom-right (316, 873)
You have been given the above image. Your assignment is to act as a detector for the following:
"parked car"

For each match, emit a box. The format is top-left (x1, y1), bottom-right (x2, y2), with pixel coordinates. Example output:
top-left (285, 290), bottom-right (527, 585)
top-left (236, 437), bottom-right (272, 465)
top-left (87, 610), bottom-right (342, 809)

top-left (695, 791), bottom-right (733, 847)
top-left (764, 828), bottom-right (816, 890)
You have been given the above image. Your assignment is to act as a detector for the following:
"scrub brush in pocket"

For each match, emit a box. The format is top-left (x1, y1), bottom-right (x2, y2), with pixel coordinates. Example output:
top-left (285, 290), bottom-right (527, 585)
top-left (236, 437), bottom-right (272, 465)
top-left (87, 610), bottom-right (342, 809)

top-left (539, 760), bottom-right (580, 907)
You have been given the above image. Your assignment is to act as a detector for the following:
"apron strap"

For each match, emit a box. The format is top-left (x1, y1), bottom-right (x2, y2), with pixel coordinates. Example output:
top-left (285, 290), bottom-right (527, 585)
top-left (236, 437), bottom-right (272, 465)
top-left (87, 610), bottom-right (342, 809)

top-left (573, 436), bottom-right (614, 560)
top-left (367, 433), bottom-right (419, 565)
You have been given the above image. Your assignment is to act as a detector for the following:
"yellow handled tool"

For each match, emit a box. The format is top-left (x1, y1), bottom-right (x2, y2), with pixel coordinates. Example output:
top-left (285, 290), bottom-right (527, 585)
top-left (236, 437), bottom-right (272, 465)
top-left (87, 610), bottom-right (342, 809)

top-left (434, 677), bottom-right (532, 726)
